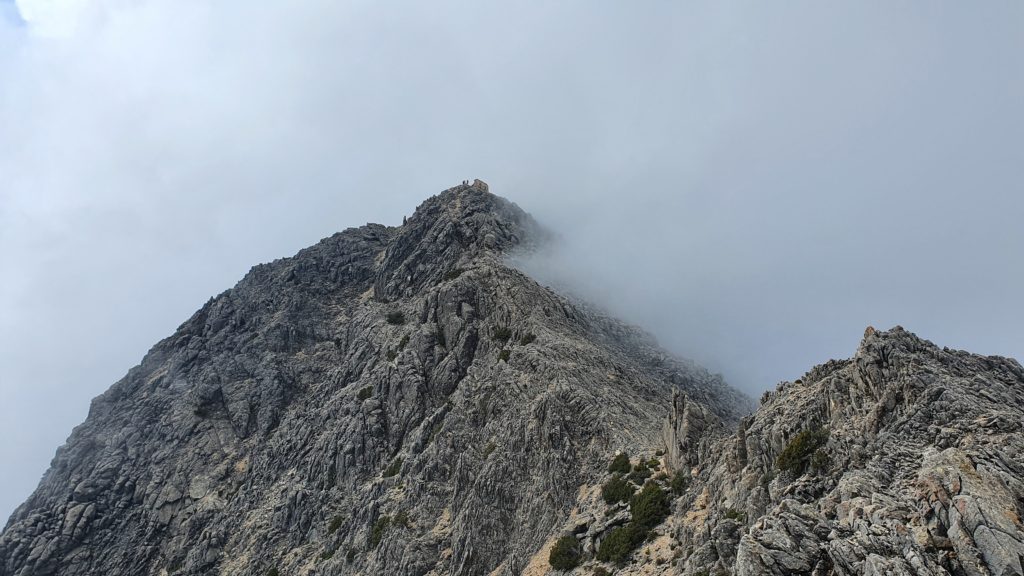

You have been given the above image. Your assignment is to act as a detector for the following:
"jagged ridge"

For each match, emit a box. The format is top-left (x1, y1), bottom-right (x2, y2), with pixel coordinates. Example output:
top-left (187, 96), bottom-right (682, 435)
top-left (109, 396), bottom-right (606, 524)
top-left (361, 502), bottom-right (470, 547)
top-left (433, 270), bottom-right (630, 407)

top-left (0, 182), bottom-right (748, 576)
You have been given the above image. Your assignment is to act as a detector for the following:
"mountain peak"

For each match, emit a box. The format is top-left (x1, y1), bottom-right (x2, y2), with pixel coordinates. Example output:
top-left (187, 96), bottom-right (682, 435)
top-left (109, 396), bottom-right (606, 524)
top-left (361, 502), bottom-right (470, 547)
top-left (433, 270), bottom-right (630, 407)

top-left (373, 180), bottom-right (543, 299)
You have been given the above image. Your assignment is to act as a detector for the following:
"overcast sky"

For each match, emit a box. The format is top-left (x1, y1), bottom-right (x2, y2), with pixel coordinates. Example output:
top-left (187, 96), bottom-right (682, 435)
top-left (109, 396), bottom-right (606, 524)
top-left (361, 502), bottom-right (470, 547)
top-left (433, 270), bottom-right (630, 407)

top-left (1, 0), bottom-right (1022, 523)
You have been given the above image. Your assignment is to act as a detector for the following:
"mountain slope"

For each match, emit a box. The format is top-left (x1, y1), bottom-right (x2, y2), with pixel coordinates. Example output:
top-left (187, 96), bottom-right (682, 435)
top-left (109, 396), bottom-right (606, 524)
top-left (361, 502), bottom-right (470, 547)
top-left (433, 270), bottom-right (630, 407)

top-left (0, 182), bottom-right (749, 576)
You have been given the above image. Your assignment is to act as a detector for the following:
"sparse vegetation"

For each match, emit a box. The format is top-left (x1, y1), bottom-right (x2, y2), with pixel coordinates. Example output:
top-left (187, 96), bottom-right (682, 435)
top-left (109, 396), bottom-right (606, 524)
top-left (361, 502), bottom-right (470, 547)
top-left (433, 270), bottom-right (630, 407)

top-left (548, 535), bottom-right (582, 571)
top-left (320, 547), bottom-right (335, 560)
top-left (810, 449), bottom-right (830, 473)
top-left (357, 386), bottom-right (373, 401)
top-left (383, 458), bottom-right (403, 478)
top-left (386, 349), bottom-right (397, 361)
top-left (399, 334), bottom-right (409, 349)
top-left (776, 426), bottom-right (829, 477)
top-left (519, 333), bottom-right (536, 345)
top-left (655, 449), bottom-right (664, 456)
top-left (670, 472), bottom-right (690, 495)
top-left (627, 462), bottom-right (652, 485)
top-left (267, 569), bottom-right (280, 576)
top-left (597, 483), bottom-right (671, 563)
top-left (436, 326), bottom-right (447, 348)
top-left (596, 524), bottom-right (641, 563)
top-left (369, 516), bottom-right (390, 548)
top-left (492, 326), bottom-right (512, 343)
top-left (385, 311), bottom-right (405, 325)
top-left (722, 508), bottom-right (747, 522)
top-left (328, 515), bottom-right (343, 533)
top-left (601, 474), bottom-right (634, 504)
top-left (630, 483), bottom-right (670, 530)
top-left (593, 568), bottom-right (611, 576)
top-left (609, 453), bottom-right (631, 474)
top-left (498, 349), bottom-right (510, 362)
top-left (345, 549), bottom-right (356, 563)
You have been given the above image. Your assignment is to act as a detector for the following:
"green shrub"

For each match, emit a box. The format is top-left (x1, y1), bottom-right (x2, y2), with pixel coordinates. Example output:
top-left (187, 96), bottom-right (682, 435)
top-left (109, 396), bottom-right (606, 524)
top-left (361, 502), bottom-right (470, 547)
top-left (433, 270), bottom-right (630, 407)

top-left (345, 549), bottom-right (356, 563)
top-left (655, 449), bottom-right (664, 456)
top-left (810, 449), bottom-right (830, 473)
top-left (398, 334), bottom-right (409, 349)
top-left (492, 326), bottom-right (512, 343)
top-left (369, 516), bottom-right (390, 548)
top-left (519, 333), bottom-right (536, 345)
top-left (631, 483), bottom-right (670, 531)
top-left (670, 473), bottom-right (690, 496)
top-left (498, 349), bottom-right (510, 362)
top-left (596, 524), bottom-right (642, 563)
top-left (267, 569), bottom-right (280, 576)
top-left (609, 453), bottom-right (631, 474)
top-left (722, 508), bottom-right (746, 522)
top-left (328, 515), bottom-right (343, 533)
top-left (601, 474), bottom-right (634, 504)
top-left (357, 386), bottom-right (373, 401)
top-left (548, 535), bottom-right (582, 571)
top-left (593, 568), bottom-right (611, 576)
top-left (386, 349), bottom-right (397, 361)
top-left (320, 547), bottom-right (335, 560)
top-left (383, 458), bottom-right (403, 478)
top-left (385, 311), bottom-right (405, 325)
top-left (776, 427), bottom-right (829, 477)
top-left (443, 268), bottom-right (465, 281)
top-left (627, 467), bottom-right (652, 485)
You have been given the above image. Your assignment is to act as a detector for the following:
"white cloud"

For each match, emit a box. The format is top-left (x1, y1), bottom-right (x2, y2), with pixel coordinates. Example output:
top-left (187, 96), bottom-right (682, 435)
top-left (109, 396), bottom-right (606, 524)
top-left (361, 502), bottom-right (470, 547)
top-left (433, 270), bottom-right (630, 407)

top-left (14, 0), bottom-right (99, 36)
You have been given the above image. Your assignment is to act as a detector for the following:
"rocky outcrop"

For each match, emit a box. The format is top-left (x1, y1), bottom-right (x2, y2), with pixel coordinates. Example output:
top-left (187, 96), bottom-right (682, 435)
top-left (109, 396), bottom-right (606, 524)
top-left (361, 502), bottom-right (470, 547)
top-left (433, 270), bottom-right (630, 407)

top-left (665, 327), bottom-right (1024, 576)
top-left (0, 182), bottom-right (748, 576)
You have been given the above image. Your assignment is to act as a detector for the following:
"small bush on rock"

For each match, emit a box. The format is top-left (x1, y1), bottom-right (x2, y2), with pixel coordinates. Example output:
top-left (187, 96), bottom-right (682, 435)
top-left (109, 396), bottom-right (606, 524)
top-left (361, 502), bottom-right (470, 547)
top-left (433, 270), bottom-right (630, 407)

top-left (548, 535), bottom-right (582, 571)
top-left (670, 473), bottom-right (690, 495)
top-left (601, 474), bottom-right (634, 504)
top-left (631, 483), bottom-right (670, 531)
top-left (776, 427), bottom-right (829, 477)
top-left (385, 311), bottom-right (405, 325)
top-left (597, 525), bottom-right (642, 563)
top-left (608, 453), bottom-right (631, 474)
top-left (810, 449), bottom-right (830, 473)
top-left (492, 326), bottom-right (512, 343)
top-left (357, 386), bottom-right (373, 401)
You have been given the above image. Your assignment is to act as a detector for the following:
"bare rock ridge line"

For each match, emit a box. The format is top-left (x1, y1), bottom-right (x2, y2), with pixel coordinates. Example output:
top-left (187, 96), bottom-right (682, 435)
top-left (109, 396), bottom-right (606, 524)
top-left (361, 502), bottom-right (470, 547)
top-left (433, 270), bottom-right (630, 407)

top-left (1, 181), bottom-right (1021, 576)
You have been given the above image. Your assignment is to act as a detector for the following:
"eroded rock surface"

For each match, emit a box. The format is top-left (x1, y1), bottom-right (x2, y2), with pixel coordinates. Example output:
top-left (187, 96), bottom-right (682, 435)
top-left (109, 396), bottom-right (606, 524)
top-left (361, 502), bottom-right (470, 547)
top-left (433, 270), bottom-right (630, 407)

top-left (0, 183), bottom-right (747, 576)
top-left (664, 327), bottom-right (1024, 576)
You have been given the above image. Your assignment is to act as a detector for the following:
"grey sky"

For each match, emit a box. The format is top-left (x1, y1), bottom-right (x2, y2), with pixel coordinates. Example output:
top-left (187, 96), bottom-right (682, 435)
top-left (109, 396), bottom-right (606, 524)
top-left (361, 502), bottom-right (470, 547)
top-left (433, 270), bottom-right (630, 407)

top-left (1, 1), bottom-right (1022, 523)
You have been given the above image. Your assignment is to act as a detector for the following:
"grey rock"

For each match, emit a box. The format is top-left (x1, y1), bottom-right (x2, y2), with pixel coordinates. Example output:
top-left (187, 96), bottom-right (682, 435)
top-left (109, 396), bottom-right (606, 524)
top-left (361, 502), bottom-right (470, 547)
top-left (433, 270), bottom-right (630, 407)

top-left (0, 182), bottom-right (747, 576)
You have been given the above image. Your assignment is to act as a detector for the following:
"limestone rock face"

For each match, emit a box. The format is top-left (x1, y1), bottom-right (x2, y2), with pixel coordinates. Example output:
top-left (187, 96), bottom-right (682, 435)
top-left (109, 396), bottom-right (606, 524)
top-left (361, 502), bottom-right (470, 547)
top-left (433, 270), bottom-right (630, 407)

top-left (663, 327), bottom-right (1024, 576)
top-left (0, 183), bottom-right (748, 576)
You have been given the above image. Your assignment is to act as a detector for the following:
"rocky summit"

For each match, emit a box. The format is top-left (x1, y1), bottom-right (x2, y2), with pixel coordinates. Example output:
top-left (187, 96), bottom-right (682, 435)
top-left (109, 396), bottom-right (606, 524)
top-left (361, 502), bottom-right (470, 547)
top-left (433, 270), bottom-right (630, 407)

top-left (1, 182), bottom-right (1022, 576)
